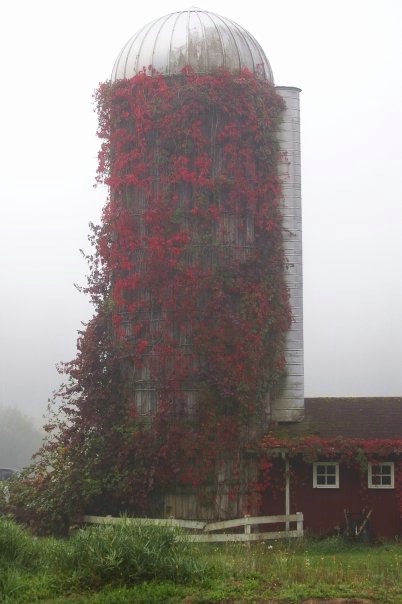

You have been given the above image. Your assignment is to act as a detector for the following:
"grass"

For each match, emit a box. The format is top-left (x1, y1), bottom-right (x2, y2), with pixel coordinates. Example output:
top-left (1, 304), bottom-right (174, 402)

top-left (1, 517), bottom-right (402, 602)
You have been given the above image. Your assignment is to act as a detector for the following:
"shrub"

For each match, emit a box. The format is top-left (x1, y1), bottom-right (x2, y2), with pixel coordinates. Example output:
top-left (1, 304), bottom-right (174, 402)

top-left (0, 516), bottom-right (39, 571)
top-left (53, 520), bottom-right (209, 587)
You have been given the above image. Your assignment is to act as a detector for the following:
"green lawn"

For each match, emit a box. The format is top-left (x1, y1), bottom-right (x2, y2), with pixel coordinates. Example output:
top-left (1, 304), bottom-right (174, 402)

top-left (1, 517), bottom-right (401, 603)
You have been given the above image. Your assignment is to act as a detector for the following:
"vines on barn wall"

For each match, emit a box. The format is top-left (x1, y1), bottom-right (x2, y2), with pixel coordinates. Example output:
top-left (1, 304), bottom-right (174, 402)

top-left (8, 69), bottom-right (290, 529)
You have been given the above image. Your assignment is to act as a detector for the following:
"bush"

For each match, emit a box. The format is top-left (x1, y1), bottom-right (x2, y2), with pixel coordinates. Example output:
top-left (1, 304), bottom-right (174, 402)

top-left (0, 516), bottom-right (39, 571)
top-left (53, 520), bottom-right (209, 587)
top-left (0, 518), bottom-right (212, 601)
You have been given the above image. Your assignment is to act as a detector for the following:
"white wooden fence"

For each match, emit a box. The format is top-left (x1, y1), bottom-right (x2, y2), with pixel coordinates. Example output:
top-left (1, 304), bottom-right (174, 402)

top-left (83, 512), bottom-right (303, 542)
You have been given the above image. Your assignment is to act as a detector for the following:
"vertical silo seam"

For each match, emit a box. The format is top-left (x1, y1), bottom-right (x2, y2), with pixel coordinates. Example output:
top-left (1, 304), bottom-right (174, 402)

top-left (127, 23), bottom-right (150, 77)
top-left (168, 11), bottom-right (183, 74)
top-left (225, 16), bottom-right (254, 72)
top-left (111, 42), bottom-right (126, 81)
top-left (194, 9), bottom-right (208, 74)
top-left (151, 13), bottom-right (174, 74)
top-left (185, 10), bottom-right (190, 68)
top-left (213, 13), bottom-right (242, 73)
top-left (122, 21), bottom-right (151, 78)
top-left (111, 24), bottom-right (142, 79)
top-left (203, 10), bottom-right (226, 71)
top-left (248, 34), bottom-right (273, 82)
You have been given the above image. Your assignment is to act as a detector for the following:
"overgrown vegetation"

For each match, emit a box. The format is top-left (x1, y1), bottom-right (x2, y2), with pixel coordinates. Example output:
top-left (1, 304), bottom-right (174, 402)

top-left (9, 69), bottom-right (289, 531)
top-left (1, 517), bottom-right (402, 603)
top-left (0, 517), bottom-right (209, 602)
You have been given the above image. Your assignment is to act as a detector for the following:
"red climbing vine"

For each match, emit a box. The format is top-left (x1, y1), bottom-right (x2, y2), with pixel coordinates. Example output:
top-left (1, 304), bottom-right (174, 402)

top-left (7, 68), bottom-right (291, 529)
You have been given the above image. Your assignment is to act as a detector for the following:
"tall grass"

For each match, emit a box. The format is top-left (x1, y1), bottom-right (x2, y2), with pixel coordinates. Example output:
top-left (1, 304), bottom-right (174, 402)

top-left (195, 537), bottom-right (402, 602)
top-left (0, 517), bottom-right (52, 602)
top-left (0, 517), bottom-right (211, 601)
top-left (53, 520), bottom-right (209, 586)
top-left (0, 517), bottom-right (40, 571)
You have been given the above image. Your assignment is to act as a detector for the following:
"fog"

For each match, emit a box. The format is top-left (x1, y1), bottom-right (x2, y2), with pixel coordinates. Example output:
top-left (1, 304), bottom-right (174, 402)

top-left (1, 0), bottom-right (401, 423)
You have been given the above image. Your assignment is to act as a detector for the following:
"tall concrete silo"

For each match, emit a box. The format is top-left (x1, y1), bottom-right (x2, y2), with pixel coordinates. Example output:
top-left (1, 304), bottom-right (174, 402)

top-left (102, 8), bottom-right (304, 517)
top-left (111, 7), bottom-right (303, 425)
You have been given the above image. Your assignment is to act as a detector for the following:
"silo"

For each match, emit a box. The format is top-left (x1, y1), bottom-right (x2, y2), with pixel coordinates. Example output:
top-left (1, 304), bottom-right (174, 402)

top-left (274, 86), bottom-right (304, 422)
top-left (99, 8), bottom-right (304, 517)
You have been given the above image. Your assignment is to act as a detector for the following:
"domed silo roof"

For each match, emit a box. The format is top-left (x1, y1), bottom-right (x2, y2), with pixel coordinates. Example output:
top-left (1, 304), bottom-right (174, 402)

top-left (111, 7), bottom-right (273, 82)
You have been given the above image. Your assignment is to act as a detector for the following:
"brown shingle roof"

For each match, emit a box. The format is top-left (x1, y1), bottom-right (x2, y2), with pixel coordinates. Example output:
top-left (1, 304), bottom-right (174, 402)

top-left (281, 397), bottom-right (402, 439)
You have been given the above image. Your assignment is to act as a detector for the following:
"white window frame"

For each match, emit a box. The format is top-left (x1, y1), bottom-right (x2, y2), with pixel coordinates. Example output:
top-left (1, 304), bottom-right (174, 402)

top-left (368, 462), bottom-right (394, 489)
top-left (313, 462), bottom-right (339, 488)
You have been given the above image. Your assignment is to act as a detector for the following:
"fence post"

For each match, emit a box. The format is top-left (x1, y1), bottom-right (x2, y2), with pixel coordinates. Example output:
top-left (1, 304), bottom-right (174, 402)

top-left (296, 512), bottom-right (303, 536)
top-left (244, 514), bottom-right (251, 539)
top-left (285, 455), bottom-right (290, 532)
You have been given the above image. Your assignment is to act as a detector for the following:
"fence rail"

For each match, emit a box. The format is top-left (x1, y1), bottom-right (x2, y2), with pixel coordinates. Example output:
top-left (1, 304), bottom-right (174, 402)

top-left (83, 512), bottom-right (303, 542)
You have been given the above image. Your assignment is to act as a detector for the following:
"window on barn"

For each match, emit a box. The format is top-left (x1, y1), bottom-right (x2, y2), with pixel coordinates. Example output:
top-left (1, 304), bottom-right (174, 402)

top-left (313, 462), bottom-right (339, 488)
top-left (368, 462), bottom-right (394, 489)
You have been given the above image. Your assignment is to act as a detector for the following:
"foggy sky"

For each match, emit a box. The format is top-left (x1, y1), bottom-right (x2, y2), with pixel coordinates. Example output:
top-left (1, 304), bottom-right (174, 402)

top-left (1, 0), bottom-right (401, 421)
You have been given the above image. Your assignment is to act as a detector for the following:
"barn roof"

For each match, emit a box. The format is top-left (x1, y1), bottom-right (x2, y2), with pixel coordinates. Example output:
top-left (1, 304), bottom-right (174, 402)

top-left (280, 397), bottom-right (402, 440)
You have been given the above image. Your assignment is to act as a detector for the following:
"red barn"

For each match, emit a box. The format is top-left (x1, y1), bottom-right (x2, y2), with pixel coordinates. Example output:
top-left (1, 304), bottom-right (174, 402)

top-left (261, 398), bottom-right (402, 539)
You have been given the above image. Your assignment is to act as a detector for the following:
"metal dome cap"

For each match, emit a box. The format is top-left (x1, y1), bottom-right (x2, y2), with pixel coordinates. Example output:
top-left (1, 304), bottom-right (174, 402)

top-left (111, 7), bottom-right (274, 82)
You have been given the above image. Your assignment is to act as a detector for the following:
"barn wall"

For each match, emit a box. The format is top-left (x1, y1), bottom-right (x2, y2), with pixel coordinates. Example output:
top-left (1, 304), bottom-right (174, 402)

top-left (261, 458), bottom-right (402, 538)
